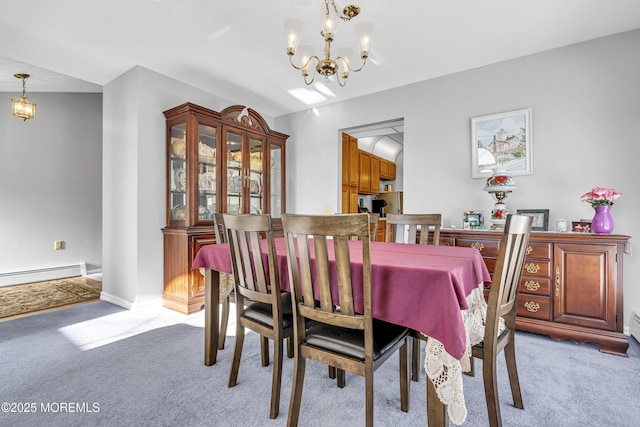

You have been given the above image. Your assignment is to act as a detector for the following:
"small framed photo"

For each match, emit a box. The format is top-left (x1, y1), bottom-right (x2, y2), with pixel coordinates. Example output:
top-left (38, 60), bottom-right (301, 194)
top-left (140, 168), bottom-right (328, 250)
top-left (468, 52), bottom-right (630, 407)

top-left (571, 221), bottom-right (592, 233)
top-left (463, 211), bottom-right (484, 229)
top-left (516, 209), bottom-right (549, 231)
top-left (471, 108), bottom-right (533, 178)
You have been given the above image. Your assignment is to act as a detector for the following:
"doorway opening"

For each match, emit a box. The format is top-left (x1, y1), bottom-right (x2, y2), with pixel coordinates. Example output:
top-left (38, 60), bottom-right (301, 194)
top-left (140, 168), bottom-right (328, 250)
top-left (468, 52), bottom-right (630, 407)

top-left (340, 118), bottom-right (404, 214)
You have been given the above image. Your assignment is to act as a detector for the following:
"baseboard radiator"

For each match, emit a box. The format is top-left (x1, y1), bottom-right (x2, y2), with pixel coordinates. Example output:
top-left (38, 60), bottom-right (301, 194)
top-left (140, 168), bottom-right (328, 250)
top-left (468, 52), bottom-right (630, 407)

top-left (0, 263), bottom-right (87, 288)
top-left (631, 311), bottom-right (640, 343)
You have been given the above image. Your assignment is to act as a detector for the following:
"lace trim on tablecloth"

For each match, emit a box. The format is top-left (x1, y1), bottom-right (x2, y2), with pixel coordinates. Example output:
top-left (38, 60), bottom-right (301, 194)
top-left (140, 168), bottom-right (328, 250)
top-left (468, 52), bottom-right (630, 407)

top-left (199, 268), bottom-right (234, 302)
top-left (424, 284), bottom-right (488, 425)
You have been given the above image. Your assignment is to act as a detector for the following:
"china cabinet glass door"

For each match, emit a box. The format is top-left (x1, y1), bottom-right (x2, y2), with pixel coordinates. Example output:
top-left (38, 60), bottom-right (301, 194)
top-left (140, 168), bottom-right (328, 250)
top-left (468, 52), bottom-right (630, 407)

top-left (169, 123), bottom-right (187, 223)
top-left (249, 136), bottom-right (265, 214)
top-left (225, 129), bottom-right (244, 213)
top-left (270, 142), bottom-right (283, 217)
top-left (197, 123), bottom-right (217, 221)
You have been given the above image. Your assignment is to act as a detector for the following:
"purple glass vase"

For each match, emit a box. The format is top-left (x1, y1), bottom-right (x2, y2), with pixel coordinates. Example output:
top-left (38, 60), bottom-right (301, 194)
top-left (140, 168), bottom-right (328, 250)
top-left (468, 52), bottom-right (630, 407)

top-left (591, 205), bottom-right (614, 234)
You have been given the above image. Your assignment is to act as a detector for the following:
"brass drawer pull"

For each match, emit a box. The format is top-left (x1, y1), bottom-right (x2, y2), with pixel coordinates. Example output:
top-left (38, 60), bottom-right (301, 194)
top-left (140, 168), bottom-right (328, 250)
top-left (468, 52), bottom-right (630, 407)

top-left (555, 266), bottom-right (560, 297)
top-left (524, 301), bottom-right (540, 313)
top-left (524, 280), bottom-right (541, 292)
top-left (526, 246), bottom-right (533, 255)
top-left (524, 263), bottom-right (540, 274)
top-left (471, 242), bottom-right (484, 251)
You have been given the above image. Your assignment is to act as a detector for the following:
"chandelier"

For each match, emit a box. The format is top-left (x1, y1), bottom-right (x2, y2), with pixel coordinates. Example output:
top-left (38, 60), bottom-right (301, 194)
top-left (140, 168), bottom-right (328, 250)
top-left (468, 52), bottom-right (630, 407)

top-left (285, 1), bottom-right (373, 87)
top-left (11, 73), bottom-right (36, 121)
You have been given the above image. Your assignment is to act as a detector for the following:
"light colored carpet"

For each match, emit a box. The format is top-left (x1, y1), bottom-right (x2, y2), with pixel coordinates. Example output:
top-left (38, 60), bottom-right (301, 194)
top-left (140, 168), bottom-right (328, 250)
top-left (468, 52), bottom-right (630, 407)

top-left (1, 300), bottom-right (639, 426)
top-left (0, 277), bottom-right (101, 320)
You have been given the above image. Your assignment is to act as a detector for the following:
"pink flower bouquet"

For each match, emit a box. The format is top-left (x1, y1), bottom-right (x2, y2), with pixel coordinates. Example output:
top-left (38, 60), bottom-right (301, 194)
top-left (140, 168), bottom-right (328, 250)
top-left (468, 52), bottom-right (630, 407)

top-left (580, 187), bottom-right (621, 208)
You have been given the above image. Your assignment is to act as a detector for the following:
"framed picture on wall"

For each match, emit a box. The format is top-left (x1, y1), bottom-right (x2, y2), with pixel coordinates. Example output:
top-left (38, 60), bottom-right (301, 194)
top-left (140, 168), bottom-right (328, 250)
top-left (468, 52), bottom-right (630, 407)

top-left (471, 108), bottom-right (533, 178)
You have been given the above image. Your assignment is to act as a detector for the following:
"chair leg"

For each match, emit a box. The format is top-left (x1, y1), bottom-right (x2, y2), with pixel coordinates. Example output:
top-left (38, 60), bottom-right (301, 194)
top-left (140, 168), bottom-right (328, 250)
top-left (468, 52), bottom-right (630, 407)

top-left (482, 354), bottom-right (502, 427)
top-left (228, 323), bottom-right (245, 387)
top-left (504, 338), bottom-right (524, 409)
top-left (218, 296), bottom-right (230, 350)
top-left (269, 338), bottom-right (284, 419)
top-left (328, 366), bottom-right (346, 387)
top-left (365, 367), bottom-right (374, 427)
top-left (286, 336), bottom-right (293, 358)
top-left (465, 356), bottom-right (475, 377)
top-left (261, 335), bottom-right (270, 366)
top-left (337, 369), bottom-right (345, 388)
top-left (328, 366), bottom-right (336, 379)
top-left (411, 335), bottom-right (421, 382)
top-left (399, 340), bottom-right (410, 412)
top-left (286, 355), bottom-right (307, 427)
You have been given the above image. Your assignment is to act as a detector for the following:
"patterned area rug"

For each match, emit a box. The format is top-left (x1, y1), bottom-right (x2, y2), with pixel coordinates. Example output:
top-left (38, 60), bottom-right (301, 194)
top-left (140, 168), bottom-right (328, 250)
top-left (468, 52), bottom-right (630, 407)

top-left (0, 278), bottom-right (101, 320)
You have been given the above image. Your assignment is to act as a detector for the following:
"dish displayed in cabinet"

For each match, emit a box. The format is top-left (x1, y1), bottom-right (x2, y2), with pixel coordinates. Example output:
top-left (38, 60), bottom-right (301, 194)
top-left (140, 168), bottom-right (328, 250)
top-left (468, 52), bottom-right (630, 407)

top-left (250, 179), bottom-right (261, 194)
top-left (227, 174), bottom-right (243, 194)
top-left (171, 204), bottom-right (186, 220)
top-left (198, 141), bottom-right (215, 164)
top-left (199, 172), bottom-right (216, 191)
top-left (172, 167), bottom-right (186, 191)
top-left (171, 137), bottom-right (186, 158)
top-left (198, 205), bottom-right (211, 219)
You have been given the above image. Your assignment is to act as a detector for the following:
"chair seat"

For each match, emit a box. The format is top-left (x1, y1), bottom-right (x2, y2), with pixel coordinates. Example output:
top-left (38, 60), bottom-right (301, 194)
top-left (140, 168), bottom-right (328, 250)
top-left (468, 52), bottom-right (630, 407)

top-left (305, 319), bottom-right (408, 361)
top-left (243, 292), bottom-right (293, 329)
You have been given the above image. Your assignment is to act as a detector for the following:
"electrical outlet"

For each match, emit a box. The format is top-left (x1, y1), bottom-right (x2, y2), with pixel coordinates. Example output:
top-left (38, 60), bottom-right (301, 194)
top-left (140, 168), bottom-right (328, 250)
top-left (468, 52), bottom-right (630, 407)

top-left (54, 240), bottom-right (64, 250)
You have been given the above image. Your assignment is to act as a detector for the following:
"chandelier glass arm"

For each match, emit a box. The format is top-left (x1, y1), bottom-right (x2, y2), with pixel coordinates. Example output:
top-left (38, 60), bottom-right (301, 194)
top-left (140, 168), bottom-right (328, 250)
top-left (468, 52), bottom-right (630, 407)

top-left (288, 52), bottom-right (318, 85)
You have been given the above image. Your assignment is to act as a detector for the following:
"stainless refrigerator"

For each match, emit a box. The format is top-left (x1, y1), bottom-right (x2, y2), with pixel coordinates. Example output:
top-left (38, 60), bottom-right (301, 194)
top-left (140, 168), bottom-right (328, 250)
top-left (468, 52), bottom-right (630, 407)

top-left (375, 191), bottom-right (403, 217)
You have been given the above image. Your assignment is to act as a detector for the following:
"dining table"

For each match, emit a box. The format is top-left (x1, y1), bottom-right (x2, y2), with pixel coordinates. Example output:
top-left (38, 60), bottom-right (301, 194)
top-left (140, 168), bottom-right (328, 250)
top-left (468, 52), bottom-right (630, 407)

top-left (192, 237), bottom-right (491, 426)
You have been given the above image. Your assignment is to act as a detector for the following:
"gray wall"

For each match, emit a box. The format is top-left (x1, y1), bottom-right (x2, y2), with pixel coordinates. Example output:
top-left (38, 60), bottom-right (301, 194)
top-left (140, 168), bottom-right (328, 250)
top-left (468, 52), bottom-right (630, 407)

top-left (101, 66), bottom-right (277, 308)
top-left (276, 29), bottom-right (640, 331)
top-left (0, 92), bottom-right (102, 279)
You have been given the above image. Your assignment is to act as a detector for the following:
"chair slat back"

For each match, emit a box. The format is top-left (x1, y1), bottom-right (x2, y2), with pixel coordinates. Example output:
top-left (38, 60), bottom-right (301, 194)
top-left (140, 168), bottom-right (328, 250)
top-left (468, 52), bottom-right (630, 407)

top-left (224, 214), bottom-right (280, 305)
top-left (213, 213), bottom-right (227, 244)
top-left (486, 214), bottom-right (533, 339)
top-left (369, 213), bottom-right (380, 241)
top-left (385, 213), bottom-right (442, 245)
top-left (282, 214), bottom-right (371, 330)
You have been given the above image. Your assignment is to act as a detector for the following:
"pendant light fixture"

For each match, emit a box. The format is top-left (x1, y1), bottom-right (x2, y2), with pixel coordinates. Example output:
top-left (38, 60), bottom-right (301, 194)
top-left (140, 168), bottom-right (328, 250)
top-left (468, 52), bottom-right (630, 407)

top-left (11, 73), bottom-right (36, 121)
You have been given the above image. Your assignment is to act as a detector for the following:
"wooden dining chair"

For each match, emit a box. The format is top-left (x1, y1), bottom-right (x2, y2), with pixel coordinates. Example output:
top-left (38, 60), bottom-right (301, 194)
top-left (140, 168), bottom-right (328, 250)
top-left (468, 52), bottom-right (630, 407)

top-left (213, 213), bottom-right (235, 350)
top-left (384, 213), bottom-right (442, 381)
top-left (385, 213), bottom-right (441, 245)
top-left (469, 214), bottom-right (532, 427)
top-left (224, 214), bottom-right (294, 419)
top-left (282, 213), bottom-right (410, 427)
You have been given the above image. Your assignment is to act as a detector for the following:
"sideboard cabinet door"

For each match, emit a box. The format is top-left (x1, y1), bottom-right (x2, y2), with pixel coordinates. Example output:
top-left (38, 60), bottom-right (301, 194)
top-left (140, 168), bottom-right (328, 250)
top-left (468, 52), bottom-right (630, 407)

top-left (553, 242), bottom-right (618, 332)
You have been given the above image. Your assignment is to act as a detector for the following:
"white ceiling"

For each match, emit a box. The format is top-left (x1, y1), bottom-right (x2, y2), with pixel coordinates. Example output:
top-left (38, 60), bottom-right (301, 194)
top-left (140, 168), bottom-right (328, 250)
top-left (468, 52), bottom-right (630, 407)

top-left (1, 0), bottom-right (640, 118)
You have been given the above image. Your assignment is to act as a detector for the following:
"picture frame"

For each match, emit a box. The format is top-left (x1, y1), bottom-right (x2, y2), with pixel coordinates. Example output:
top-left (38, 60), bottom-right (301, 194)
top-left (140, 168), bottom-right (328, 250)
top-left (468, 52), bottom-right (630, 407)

top-left (571, 221), bottom-right (592, 233)
top-left (463, 210), bottom-right (484, 229)
top-left (471, 108), bottom-right (533, 178)
top-left (516, 209), bottom-right (549, 231)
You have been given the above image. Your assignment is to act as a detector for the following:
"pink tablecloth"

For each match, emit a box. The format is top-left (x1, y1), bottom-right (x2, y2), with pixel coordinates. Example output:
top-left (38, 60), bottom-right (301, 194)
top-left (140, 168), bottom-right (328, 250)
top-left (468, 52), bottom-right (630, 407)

top-left (192, 238), bottom-right (490, 361)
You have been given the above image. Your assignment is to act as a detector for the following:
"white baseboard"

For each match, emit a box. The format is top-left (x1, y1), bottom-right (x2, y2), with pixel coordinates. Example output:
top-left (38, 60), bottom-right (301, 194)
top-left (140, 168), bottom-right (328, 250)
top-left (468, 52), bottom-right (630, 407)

top-left (0, 263), bottom-right (87, 287)
top-left (99, 292), bottom-right (162, 311)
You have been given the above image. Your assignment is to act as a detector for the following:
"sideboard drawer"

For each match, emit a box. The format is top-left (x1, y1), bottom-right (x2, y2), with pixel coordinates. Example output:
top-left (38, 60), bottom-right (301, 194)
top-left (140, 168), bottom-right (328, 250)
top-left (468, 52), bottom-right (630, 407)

top-left (519, 277), bottom-right (551, 296)
top-left (522, 260), bottom-right (550, 277)
top-left (456, 238), bottom-right (499, 257)
top-left (525, 241), bottom-right (552, 260)
top-left (517, 295), bottom-right (551, 320)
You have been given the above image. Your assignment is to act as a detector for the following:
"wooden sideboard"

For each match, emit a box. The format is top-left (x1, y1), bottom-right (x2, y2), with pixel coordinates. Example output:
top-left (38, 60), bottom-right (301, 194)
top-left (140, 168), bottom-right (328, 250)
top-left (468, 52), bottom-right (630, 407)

top-left (440, 229), bottom-right (631, 356)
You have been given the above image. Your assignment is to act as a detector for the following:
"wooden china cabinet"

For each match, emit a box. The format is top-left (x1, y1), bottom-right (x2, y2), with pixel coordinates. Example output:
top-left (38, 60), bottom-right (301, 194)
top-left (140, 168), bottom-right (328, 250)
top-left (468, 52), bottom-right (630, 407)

top-left (440, 229), bottom-right (631, 356)
top-left (162, 103), bottom-right (288, 314)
